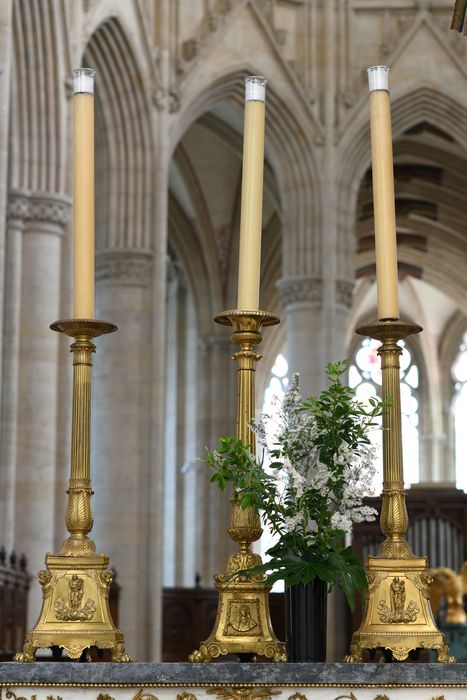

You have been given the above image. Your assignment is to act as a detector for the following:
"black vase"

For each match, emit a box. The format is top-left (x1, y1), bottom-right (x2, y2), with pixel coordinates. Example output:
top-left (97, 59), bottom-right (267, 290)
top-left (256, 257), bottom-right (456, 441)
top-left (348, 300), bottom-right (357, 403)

top-left (285, 579), bottom-right (327, 662)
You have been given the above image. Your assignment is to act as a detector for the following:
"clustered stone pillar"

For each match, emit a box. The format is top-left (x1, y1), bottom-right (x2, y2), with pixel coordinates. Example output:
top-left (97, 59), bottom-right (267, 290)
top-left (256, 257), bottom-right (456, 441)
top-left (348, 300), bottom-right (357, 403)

top-left (1, 190), bottom-right (70, 624)
top-left (279, 272), bottom-right (355, 662)
top-left (93, 249), bottom-right (153, 660)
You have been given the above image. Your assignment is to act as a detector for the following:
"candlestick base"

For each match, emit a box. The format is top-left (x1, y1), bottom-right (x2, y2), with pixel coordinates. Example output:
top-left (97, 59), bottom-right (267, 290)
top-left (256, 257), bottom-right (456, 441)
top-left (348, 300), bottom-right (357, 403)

top-left (345, 555), bottom-right (454, 663)
top-left (189, 501), bottom-right (286, 663)
top-left (189, 579), bottom-right (286, 663)
top-left (14, 554), bottom-right (130, 662)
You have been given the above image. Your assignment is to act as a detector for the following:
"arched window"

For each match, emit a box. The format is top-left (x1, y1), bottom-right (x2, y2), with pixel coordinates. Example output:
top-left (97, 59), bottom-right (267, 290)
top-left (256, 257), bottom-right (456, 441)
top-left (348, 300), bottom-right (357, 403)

top-left (349, 337), bottom-right (420, 492)
top-left (256, 352), bottom-right (289, 590)
top-left (451, 330), bottom-right (467, 492)
top-left (261, 353), bottom-right (289, 431)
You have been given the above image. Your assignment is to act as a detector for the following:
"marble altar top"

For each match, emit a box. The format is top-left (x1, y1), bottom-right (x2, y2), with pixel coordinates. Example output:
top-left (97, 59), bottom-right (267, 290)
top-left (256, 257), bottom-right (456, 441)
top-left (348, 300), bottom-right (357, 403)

top-left (0, 662), bottom-right (466, 686)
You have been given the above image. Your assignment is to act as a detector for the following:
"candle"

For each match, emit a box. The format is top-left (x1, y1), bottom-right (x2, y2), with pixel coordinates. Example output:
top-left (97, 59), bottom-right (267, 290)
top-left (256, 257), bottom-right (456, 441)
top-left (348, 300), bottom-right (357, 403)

top-left (236, 76), bottom-right (267, 311)
top-left (368, 65), bottom-right (399, 321)
top-left (72, 68), bottom-right (95, 319)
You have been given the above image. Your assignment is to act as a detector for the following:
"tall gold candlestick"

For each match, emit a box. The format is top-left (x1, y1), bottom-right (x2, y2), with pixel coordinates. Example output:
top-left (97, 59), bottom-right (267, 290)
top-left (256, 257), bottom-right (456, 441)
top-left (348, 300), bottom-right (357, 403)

top-left (368, 66), bottom-right (399, 321)
top-left (73, 68), bottom-right (95, 319)
top-left (345, 321), bottom-right (454, 663)
top-left (15, 320), bottom-right (131, 662)
top-left (237, 77), bottom-right (266, 311)
top-left (190, 310), bottom-right (286, 663)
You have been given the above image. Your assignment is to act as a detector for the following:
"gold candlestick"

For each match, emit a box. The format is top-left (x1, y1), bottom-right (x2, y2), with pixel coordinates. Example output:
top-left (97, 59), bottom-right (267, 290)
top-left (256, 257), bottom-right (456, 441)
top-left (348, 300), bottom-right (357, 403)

top-left (345, 320), bottom-right (454, 663)
top-left (189, 310), bottom-right (286, 663)
top-left (15, 319), bottom-right (131, 662)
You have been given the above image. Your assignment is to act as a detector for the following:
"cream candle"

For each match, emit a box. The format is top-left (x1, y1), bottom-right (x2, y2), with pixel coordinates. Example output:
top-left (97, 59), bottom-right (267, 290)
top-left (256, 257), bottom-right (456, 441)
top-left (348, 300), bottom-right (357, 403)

top-left (72, 68), bottom-right (95, 319)
top-left (368, 65), bottom-right (399, 321)
top-left (236, 76), bottom-right (267, 311)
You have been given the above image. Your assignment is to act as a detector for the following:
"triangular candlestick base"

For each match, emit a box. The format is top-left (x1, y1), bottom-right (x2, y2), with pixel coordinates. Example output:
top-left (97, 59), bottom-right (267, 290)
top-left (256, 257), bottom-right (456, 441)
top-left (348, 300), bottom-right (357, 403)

top-left (189, 577), bottom-right (286, 662)
top-left (345, 555), bottom-right (455, 663)
top-left (14, 553), bottom-right (130, 662)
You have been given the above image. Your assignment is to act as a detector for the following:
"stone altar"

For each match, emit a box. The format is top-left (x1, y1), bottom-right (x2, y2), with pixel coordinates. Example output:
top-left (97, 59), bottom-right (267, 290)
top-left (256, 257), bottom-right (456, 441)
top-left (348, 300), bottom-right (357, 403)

top-left (0, 663), bottom-right (466, 700)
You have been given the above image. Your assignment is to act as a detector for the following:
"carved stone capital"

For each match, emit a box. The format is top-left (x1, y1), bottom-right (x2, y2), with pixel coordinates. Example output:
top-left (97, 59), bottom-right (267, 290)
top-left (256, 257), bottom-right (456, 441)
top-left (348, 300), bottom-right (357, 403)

top-left (277, 276), bottom-right (323, 307)
top-left (7, 190), bottom-right (71, 228)
top-left (335, 278), bottom-right (355, 309)
top-left (29, 193), bottom-right (71, 226)
top-left (7, 191), bottom-right (29, 221)
top-left (95, 249), bottom-right (153, 286)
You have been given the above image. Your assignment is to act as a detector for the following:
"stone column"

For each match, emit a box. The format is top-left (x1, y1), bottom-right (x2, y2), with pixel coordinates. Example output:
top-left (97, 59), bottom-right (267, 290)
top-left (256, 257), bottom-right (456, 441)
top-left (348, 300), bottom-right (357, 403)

top-left (8, 191), bottom-right (70, 624)
top-left (277, 276), bottom-right (325, 396)
top-left (177, 282), bottom-right (199, 587)
top-left (197, 334), bottom-right (235, 585)
top-left (334, 278), bottom-right (355, 361)
top-left (0, 1), bottom-right (13, 434)
top-left (279, 274), bottom-right (354, 662)
top-left (0, 191), bottom-right (27, 550)
top-left (93, 249), bottom-right (153, 662)
top-left (163, 257), bottom-right (181, 586)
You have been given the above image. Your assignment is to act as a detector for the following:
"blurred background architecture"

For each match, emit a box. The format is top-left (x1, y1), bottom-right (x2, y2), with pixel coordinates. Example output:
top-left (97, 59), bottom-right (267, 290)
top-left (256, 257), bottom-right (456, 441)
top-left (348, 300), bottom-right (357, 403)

top-left (1, 0), bottom-right (467, 661)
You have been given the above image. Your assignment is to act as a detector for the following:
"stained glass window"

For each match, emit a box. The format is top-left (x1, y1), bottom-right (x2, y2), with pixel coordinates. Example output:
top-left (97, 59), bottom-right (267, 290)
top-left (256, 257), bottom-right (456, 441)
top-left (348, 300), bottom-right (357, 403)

top-left (349, 337), bottom-right (420, 492)
top-left (451, 331), bottom-right (467, 492)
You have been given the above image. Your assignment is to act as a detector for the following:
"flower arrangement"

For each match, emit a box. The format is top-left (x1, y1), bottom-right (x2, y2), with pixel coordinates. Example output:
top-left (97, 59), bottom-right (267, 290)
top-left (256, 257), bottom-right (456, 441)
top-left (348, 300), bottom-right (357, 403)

top-left (206, 361), bottom-right (383, 610)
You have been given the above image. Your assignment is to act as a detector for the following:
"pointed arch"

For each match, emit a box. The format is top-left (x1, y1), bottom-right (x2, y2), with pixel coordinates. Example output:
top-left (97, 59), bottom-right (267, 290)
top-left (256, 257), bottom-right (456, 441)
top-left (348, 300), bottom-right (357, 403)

top-left (336, 85), bottom-right (467, 281)
top-left (170, 67), bottom-right (322, 280)
top-left (84, 18), bottom-right (154, 251)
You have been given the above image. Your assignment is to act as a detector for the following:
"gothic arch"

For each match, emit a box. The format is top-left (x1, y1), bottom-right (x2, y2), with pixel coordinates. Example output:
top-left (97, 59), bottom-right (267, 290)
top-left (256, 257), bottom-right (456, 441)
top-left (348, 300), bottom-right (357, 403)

top-left (84, 18), bottom-right (154, 251)
top-left (171, 67), bottom-right (322, 280)
top-left (336, 85), bottom-right (467, 281)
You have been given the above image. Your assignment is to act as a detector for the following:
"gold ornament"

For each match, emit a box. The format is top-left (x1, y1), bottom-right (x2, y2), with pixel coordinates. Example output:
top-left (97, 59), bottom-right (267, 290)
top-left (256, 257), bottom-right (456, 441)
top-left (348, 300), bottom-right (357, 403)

top-left (132, 691), bottom-right (159, 700)
top-left (345, 321), bottom-right (454, 663)
top-left (14, 320), bottom-right (131, 663)
top-left (189, 311), bottom-right (286, 662)
top-left (208, 688), bottom-right (281, 700)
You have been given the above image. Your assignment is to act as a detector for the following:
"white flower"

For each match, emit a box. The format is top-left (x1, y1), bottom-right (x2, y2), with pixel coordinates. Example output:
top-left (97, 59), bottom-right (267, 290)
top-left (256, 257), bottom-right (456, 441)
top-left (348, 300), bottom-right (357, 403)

top-left (284, 513), bottom-right (304, 532)
top-left (249, 370), bottom-right (381, 546)
top-left (285, 460), bottom-right (306, 497)
top-left (331, 512), bottom-right (352, 533)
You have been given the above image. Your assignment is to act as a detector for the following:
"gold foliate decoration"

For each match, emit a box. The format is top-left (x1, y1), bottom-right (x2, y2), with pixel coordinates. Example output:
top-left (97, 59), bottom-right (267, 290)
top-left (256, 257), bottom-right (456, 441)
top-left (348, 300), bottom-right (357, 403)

top-left (208, 687), bottom-right (281, 700)
top-left (96, 695), bottom-right (115, 700)
top-left (189, 311), bottom-right (286, 663)
top-left (2, 691), bottom-right (35, 700)
top-left (0, 693), bottom-right (63, 700)
top-left (345, 322), bottom-right (454, 663)
top-left (132, 691), bottom-right (159, 700)
top-left (288, 694), bottom-right (308, 700)
top-left (176, 694), bottom-right (198, 700)
top-left (14, 320), bottom-right (131, 663)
